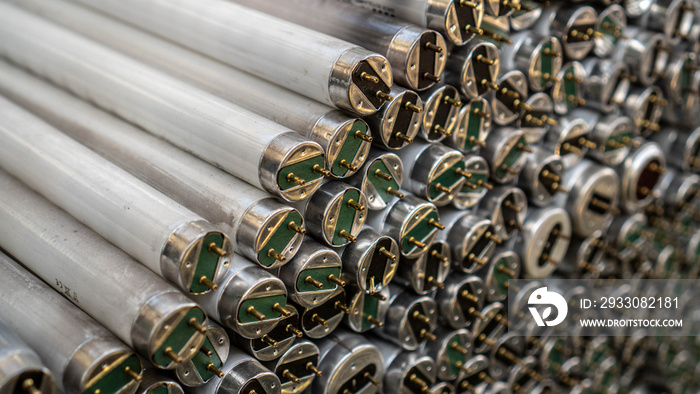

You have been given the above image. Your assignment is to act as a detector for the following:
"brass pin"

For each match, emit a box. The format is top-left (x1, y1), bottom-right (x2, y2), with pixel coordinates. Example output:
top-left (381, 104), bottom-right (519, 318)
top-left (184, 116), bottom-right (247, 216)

top-left (461, 290), bottom-right (479, 303)
top-left (431, 249), bottom-right (449, 263)
top-left (420, 329), bottom-right (437, 341)
top-left (477, 180), bottom-right (493, 190)
top-left (590, 197), bottom-right (613, 212)
top-left (456, 168), bottom-right (472, 178)
top-left (517, 143), bottom-right (533, 153)
top-left (562, 143), bottom-right (581, 154)
top-left (286, 173), bottom-right (306, 186)
top-left (354, 130), bottom-right (373, 142)
top-left (378, 246), bottom-right (397, 261)
top-left (423, 73), bottom-right (441, 83)
top-left (164, 347), bottom-right (183, 363)
top-left (428, 218), bottom-right (446, 230)
top-left (569, 30), bottom-right (590, 41)
top-left (373, 169), bottom-right (394, 182)
top-left (508, 220), bottom-right (525, 231)
top-left (501, 87), bottom-right (520, 99)
top-left (188, 317), bottom-right (207, 334)
top-left (568, 95), bottom-right (586, 106)
top-left (409, 374), bottom-right (430, 390)
top-left (543, 116), bottom-right (558, 126)
top-left (338, 229), bottom-right (357, 243)
top-left (376, 91), bottom-right (394, 101)
top-left (404, 102), bottom-right (422, 113)
top-left (287, 221), bottom-right (306, 235)
top-left (524, 115), bottom-right (544, 126)
top-left (427, 276), bottom-right (445, 289)
top-left (503, 0), bottom-right (521, 10)
top-left (451, 342), bottom-right (469, 355)
top-left (304, 276), bottom-right (323, 289)
top-left (283, 369), bottom-right (301, 384)
top-left (542, 73), bottom-right (560, 83)
top-left (444, 96), bottom-right (462, 106)
top-left (199, 276), bottom-right (219, 291)
top-left (459, 0), bottom-right (479, 7)
top-left (425, 42), bottom-right (443, 53)
top-left (207, 363), bottom-right (225, 379)
top-left (312, 314), bottom-right (328, 327)
top-left (465, 24), bottom-right (484, 35)
top-left (247, 306), bottom-right (266, 321)
top-left (500, 164), bottom-right (519, 175)
top-left (199, 347), bottom-right (214, 357)
top-left (369, 276), bottom-right (376, 293)
top-left (286, 324), bottom-right (304, 338)
top-left (412, 310), bottom-right (431, 324)
top-left (579, 137), bottom-right (597, 149)
top-left (408, 237), bottom-right (427, 249)
top-left (481, 80), bottom-right (499, 90)
top-left (261, 334), bottom-right (279, 347)
top-left (307, 362), bottom-right (322, 376)
top-left (21, 379), bottom-right (40, 394)
top-left (541, 169), bottom-right (560, 182)
top-left (639, 186), bottom-right (651, 196)
top-left (543, 48), bottom-right (562, 58)
top-left (339, 159), bottom-right (359, 172)
top-left (273, 303), bottom-right (292, 317)
top-left (485, 231), bottom-right (502, 244)
top-left (387, 187), bottom-right (405, 199)
top-left (479, 371), bottom-right (495, 384)
top-left (565, 73), bottom-right (584, 83)
top-left (328, 274), bottom-right (346, 287)
top-left (468, 307), bottom-right (485, 320)
top-left (267, 248), bottom-right (287, 262)
top-left (518, 102), bottom-right (532, 111)
top-left (395, 132), bottom-right (414, 143)
top-left (434, 124), bottom-right (451, 136)
top-left (347, 199), bottom-right (366, 211)
top-left (208, 242), bottom-right (227, 257)
top-left (469, 253), bottom-right (488, 266)
top-left (481, 28), bottom-right (512, 44)
top-left (504, 200), bottom-right (522, 213)
top-left (435, 183), bottom-right (453, 195)
top-left (312, 164), bottom-right (332, 177)
top-left (124, 366), bottom-right (143, 382)
top-left (476, 54), bottom-right (496, 66)
top-left (497, 265), bottom-right (516, 277)
top-left (370, 291), bottom-right (387, 301)
top-left (367, 315), bottom-right (384, 327)
top-left (361, 72), bottom-right (379, 83)
top-left (648, 162), bottom-right (665, 174)
top-left (365, 372), bottom-right (381, 386)
top-left (469, 136), bottom-right (487, 147)
top-left (478, 333), bottom-right (495, 346)
top-left (473, 108), bottom-right (490, 119)
top-left (335, 301), bottom-right (351, 314)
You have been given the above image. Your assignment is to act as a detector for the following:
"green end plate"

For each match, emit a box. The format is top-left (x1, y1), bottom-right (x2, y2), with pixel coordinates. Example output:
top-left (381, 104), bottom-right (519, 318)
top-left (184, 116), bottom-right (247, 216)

top-left (238, 295), bottom-right (287, 324)
top-left (277, 155), bottom-right (325, 190)
top-left (83, 354), bottom-right (141, 394)
top-left (428, 161), bottom-right (466, 200)
top-left (368, 160), bottom-right (400, 204)
top-left (153, 308), bottom-right (205, 368)
top-left (192, 337), bottom-right (222, 382)
top-left (401, 210), bottom-right (439, 254)
top-left (190, 233), bottom-right (224, 293)
top-left (297, 267), bottom-right (341, 292)
top-left (495, 136), bottom-right (526, 180)
top-left (257, 211), bottom-right (303, 267)
top-left (331, 121), bottom-right (369, 177)
top-left (332, 189), bottom-right (362, 246)
top-left (464, 101), bottom-right (485, 151)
